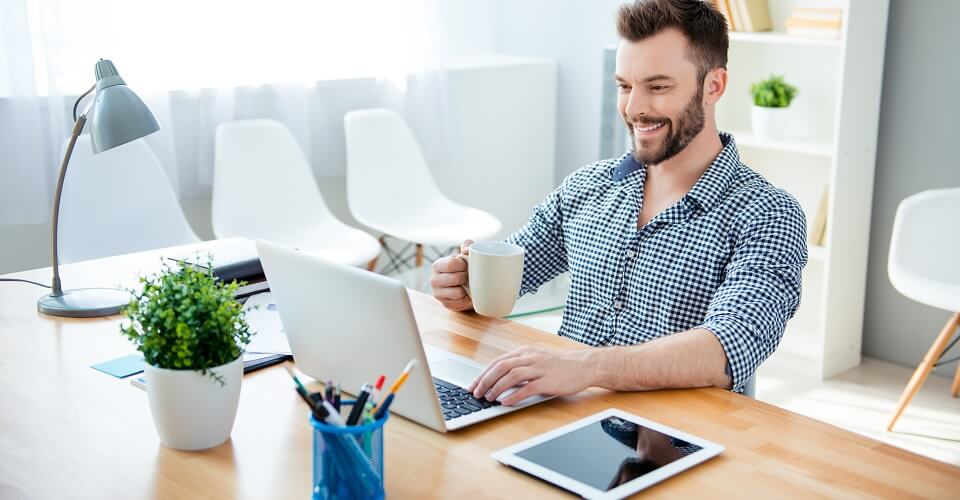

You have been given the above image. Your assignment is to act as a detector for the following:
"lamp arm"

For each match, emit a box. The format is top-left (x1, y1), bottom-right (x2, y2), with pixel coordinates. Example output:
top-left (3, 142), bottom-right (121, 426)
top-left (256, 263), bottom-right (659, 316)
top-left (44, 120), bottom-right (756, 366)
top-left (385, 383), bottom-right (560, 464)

top-left (72, 83), bottom-right (95, 122)
top-left (49, 113), bottom-right (88, 296)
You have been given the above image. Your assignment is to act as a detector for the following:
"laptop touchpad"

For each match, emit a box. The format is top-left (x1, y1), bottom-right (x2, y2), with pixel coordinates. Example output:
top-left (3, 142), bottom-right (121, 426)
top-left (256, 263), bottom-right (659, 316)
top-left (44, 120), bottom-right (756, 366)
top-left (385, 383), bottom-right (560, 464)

top-left (431, 358), bottom-right (483, 388)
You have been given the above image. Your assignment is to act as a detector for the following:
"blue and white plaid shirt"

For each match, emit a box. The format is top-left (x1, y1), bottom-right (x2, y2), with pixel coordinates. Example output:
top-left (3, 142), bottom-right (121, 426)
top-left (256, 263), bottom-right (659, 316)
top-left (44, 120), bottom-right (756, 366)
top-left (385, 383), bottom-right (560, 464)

top-left (506, 133), bottom-right (807, 392)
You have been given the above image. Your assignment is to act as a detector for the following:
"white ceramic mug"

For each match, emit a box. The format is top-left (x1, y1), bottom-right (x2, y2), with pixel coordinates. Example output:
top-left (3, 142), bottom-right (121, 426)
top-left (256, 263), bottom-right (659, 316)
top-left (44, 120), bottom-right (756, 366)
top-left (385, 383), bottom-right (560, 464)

top-left (462, 241), bottom-right (525, 318)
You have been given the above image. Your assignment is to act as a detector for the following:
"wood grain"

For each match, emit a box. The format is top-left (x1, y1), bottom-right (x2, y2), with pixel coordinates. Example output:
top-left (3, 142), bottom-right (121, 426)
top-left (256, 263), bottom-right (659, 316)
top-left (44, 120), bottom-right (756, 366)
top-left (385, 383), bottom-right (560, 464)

top-left (0, 238), bottom-right (956, 499)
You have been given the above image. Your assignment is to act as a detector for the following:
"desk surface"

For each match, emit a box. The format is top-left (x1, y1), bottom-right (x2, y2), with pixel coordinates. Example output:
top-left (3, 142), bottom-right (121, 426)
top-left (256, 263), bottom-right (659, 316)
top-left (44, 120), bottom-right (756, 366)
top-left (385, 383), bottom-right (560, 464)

top-left (1, 239), bottom-right (957, 499)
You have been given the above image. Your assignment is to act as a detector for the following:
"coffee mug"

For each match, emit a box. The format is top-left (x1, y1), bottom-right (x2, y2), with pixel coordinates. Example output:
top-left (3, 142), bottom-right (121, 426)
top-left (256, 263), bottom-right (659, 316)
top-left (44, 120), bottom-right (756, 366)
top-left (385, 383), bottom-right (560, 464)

top-left (462, 241), bottom-right (525, 318)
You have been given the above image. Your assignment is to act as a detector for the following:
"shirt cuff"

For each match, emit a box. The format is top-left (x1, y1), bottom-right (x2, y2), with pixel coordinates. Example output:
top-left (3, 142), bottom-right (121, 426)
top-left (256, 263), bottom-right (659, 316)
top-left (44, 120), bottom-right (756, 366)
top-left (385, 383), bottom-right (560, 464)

top-left (699, 314), bottom-right (761, 394)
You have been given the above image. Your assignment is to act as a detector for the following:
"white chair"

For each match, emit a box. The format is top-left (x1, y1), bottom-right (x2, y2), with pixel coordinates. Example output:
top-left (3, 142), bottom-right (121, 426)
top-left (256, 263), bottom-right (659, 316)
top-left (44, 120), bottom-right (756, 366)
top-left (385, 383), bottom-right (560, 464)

top-left (886, 188), bottom-right (960, 431)
top-left (212, 119), bottom-right (380, 268)
top-left (58, 135), bottom-right (200, 263)
top-left (343, 109), bottom-right (501, 269)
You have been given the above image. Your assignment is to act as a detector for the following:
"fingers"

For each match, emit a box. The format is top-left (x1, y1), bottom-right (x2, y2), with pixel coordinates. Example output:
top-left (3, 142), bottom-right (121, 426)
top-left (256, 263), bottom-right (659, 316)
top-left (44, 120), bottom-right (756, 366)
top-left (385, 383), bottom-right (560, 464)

top-left (460, 239), bottom-right (474, 255)
top-left (438, 296), bottom-right (473, 312)
top-left (501, 381), bottom-right (541, 406)
top-left (430, 270), bottom-right (467, 290)
top-left (467, 348), bottom-right (528, 392)
top-left (432, 255), bottom-right (467, 274)
top-left (485, 366), bottom-right (538, 402)
top-left (471, 353), bottom-right (532, 399)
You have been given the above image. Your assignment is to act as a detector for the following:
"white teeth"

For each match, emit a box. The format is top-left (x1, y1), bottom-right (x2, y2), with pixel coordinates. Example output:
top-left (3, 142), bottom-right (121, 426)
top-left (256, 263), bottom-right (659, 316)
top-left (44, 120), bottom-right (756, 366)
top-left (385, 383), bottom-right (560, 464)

top-left (634, 122), bottom-right (664, 132)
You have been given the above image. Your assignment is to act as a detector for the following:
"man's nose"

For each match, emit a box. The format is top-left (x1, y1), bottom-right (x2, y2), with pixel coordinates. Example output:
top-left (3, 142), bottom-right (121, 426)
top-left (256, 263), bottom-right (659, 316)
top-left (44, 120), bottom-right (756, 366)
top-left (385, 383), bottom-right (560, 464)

top-left (623, 88), bottom-right (652, 123)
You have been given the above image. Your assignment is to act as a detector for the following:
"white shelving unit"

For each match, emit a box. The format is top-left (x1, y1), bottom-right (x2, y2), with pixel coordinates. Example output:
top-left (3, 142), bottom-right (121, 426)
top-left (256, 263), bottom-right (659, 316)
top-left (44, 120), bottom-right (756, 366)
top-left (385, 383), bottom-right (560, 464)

top-left (717, 0), bottom-right (890, 379)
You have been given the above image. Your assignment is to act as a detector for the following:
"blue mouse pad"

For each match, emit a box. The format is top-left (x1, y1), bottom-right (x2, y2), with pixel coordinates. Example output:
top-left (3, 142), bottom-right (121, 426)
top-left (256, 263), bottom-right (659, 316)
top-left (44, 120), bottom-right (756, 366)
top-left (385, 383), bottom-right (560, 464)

top-left (92, 354), bottom-right (144, 378)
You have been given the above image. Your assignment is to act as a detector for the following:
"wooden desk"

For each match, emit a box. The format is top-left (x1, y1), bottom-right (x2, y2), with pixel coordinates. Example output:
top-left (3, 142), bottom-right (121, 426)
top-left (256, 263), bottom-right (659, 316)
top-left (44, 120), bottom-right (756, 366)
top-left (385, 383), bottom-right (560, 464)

top-left (1, 239), bottom-right (957, 499)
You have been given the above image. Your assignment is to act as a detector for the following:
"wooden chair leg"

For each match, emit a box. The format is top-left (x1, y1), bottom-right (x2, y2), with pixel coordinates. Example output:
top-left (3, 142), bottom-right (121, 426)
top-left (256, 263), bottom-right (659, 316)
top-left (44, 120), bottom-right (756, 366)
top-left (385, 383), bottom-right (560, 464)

top-left (366, 256), bottom-right (379, 272)
top-left (887, 312), bottom-right (960, 431)
top-left (952, 350), bottom-right (960, 397)
top-left (415, 244), bottom-right (424, 268)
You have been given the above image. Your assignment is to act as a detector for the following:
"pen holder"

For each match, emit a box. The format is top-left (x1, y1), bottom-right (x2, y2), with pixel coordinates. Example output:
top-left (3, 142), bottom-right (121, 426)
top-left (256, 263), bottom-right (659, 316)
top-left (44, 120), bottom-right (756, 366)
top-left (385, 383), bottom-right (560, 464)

top-left (310, 401), bottom-right (388, 500)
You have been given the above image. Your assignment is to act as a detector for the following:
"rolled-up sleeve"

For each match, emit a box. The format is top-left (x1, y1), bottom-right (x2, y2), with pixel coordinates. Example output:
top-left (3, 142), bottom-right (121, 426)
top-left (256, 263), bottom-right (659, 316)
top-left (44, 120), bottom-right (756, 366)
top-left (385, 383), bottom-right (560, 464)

top-left (699, 194), bottom-right (808, 392)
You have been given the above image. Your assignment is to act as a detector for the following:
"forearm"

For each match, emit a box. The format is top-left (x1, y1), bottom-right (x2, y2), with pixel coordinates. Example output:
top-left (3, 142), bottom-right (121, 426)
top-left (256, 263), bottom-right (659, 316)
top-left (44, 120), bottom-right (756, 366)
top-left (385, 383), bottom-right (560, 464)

top-left (584, 328), bottom-right (732, 391)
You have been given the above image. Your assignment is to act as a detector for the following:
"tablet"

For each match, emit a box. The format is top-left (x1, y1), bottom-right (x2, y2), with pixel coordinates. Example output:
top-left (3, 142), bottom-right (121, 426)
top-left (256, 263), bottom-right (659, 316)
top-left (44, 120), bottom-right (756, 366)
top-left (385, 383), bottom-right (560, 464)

top-left (491, 409), bottom-right (723, 499)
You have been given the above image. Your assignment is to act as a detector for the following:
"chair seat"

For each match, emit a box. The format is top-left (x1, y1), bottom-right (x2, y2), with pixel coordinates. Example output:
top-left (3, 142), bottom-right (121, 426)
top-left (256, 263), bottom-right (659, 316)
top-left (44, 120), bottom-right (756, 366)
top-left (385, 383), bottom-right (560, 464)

top-left (255, 222), bottom-right (380, 268)
top-left (362, 202), bottom-right (502, 248)
top-left (890, 268), bottom-right (960, 313)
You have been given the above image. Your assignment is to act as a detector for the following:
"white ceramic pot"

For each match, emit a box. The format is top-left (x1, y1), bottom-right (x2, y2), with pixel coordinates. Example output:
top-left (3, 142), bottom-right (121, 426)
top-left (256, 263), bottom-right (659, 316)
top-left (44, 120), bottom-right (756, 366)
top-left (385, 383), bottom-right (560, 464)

top-left (144, 355), bottom-right (243, 451)
top-left (751, 105), bottom-right (795, 141)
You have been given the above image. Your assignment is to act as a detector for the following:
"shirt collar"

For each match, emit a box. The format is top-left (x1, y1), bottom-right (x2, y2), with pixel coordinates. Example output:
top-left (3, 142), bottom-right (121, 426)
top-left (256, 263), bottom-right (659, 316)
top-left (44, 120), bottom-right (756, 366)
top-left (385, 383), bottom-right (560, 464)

top-left (612, 132), bottom-right (741, 215)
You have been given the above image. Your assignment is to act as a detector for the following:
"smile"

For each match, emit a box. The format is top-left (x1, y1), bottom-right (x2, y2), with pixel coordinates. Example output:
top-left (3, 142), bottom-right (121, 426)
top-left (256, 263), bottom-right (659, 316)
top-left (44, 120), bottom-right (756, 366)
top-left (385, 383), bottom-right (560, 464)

top-left (634, 122), bottom-right (665, 134)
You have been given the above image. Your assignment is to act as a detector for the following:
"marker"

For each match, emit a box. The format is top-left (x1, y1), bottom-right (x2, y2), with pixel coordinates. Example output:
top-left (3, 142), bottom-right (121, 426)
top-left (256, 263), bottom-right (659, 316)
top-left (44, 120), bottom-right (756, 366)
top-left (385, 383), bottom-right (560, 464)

top-left (371, 374), bottom-right (386, 402)
top-left (347, 384), bottom-right (373, 426)
top-left (372, 358), bottom-right (417, 419)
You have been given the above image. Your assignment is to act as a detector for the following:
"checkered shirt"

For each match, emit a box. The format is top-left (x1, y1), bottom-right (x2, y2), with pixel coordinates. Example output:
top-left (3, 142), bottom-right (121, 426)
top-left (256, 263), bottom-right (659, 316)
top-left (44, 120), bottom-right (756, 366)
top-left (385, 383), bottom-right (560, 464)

top-left (505, 133), bottom-right (807, 393)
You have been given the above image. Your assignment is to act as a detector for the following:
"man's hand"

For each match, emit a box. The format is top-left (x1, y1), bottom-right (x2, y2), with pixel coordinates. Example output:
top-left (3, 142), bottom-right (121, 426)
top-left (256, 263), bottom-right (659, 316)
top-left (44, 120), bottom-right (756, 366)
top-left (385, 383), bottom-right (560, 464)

top-left (467, 346), bottom-right (595, 406)
top-left (430, 240), bottom-right (474, 312)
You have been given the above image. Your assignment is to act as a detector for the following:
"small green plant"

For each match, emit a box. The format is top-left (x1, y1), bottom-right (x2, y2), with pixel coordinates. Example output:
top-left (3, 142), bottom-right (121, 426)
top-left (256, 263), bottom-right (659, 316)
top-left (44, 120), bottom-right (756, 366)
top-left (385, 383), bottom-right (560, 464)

top-left (121, 255), bottom-right (252, 385)
top-left (750, 75), bottom-right (798, 108)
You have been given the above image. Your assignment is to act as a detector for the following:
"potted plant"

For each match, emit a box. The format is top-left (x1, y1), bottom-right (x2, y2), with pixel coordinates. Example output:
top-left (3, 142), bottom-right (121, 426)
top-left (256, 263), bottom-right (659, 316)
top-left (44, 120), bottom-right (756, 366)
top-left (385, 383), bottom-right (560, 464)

top-left (749, 74), bottom-right (799, 141)
top-left (122, 257), bottom-right (253, 451)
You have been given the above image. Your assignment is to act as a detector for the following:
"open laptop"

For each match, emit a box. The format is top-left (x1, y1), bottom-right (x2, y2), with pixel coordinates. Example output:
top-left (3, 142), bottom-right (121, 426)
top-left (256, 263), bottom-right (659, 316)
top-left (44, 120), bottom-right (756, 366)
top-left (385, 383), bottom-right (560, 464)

top-left (256, 239), bottom-right (551, 432)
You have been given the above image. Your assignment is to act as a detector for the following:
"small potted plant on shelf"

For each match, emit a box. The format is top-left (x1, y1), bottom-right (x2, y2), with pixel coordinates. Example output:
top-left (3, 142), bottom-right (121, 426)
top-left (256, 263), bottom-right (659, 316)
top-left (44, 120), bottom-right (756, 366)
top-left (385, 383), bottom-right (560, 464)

top-left (750, 74), bottom-right (799, 141)
top-left (121, 257), bottom-right (252, 451)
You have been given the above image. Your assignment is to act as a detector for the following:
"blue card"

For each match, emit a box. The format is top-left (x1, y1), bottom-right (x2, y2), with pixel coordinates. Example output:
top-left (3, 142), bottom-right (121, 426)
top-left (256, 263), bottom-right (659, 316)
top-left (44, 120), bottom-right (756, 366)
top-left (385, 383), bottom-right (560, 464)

top-left (92, 354), bottom-right (144, 378)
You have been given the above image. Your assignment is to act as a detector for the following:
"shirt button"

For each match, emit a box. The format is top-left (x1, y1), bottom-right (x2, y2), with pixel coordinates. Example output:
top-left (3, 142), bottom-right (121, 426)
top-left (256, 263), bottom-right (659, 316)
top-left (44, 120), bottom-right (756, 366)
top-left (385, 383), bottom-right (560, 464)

top-left (626, 249), bottom-right (636, 258)
top-left (613, 301), bottom-right (623, 310)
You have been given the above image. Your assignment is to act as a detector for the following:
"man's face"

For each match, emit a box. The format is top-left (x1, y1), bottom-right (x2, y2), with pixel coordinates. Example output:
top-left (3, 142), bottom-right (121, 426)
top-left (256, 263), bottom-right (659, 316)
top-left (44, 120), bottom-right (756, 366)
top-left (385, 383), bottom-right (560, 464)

top-left (615, 29), bottom-right (706, 165)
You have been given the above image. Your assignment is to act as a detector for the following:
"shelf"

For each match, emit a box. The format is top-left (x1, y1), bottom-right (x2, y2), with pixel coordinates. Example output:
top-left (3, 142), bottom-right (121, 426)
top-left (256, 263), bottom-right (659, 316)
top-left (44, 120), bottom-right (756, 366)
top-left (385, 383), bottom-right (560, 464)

top-left (730, 31), bottom-right (842, 47)
top-left (732, 130), bottom-right (834, 158)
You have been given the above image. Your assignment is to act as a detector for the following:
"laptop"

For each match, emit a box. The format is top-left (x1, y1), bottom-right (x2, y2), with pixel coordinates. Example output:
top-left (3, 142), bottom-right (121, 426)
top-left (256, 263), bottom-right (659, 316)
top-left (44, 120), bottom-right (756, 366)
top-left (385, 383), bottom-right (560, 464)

top-left (256, 239), bottom-right (551, 432)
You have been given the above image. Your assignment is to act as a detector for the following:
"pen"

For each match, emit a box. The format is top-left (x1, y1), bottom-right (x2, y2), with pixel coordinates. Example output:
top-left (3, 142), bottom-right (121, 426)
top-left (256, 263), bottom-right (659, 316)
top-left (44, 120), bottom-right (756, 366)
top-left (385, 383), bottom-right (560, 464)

top-left (373, 358), bottom-right (417, 419)
top-left (285, 365), bottom-right (329, 421)
top-left (347, 383), bottom-right (373, 426)
top-left (371, 374), bottom-right (386, 402)
top-left (324, 379), bottom-right (334, 404)
top-left (334, 383), bottom-right (341, 412)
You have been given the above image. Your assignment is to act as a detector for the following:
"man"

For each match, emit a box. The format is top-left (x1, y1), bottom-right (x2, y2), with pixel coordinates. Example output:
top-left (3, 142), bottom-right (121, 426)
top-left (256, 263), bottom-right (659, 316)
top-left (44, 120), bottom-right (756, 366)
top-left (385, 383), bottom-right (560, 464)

top-left (430, 0), bottom-right (807, 406)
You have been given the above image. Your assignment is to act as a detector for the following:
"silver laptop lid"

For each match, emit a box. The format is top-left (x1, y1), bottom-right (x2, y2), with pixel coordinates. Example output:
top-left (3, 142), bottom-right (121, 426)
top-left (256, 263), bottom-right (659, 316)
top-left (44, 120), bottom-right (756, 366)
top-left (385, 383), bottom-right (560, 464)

top-left (255, 239), bottom-right (446, 432)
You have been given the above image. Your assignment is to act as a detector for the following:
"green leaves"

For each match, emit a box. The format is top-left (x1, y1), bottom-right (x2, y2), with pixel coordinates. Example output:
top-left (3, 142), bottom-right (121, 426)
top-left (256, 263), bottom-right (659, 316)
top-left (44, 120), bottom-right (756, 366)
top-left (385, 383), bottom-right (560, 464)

top-left (121, 255), bottom-right (253, 385)
top-left (750, 75), bottom-right (798, 108)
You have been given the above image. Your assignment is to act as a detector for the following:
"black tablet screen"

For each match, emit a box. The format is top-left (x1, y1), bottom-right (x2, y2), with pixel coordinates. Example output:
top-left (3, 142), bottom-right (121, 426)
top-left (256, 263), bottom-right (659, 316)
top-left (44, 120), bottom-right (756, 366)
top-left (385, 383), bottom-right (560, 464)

top-left (514, 416), bottom-right (703, 492)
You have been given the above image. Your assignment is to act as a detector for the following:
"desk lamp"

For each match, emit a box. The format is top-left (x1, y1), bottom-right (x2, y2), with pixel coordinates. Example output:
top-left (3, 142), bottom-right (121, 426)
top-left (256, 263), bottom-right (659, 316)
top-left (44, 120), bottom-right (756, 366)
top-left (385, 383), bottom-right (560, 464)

top-left (37, 59), bottom-right (161, 318)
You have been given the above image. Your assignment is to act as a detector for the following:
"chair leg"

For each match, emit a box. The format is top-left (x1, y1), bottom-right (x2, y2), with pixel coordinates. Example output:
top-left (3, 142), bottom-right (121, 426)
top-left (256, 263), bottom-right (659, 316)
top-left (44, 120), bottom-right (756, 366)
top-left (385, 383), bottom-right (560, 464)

top-left (887, 312), bottom-right (960, 431)
top-left (415, 244), bottom-right (424, 268)
top-left (952, 349), bottom-right (960, 397)
top-left (366, 256), bottom-right (378, 272)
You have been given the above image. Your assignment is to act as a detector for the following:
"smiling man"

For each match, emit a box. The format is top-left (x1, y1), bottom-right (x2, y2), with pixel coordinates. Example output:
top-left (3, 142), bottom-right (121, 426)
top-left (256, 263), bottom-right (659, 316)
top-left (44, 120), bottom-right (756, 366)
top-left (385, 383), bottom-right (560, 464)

top-left (430, 0), bottom-right (807, 405)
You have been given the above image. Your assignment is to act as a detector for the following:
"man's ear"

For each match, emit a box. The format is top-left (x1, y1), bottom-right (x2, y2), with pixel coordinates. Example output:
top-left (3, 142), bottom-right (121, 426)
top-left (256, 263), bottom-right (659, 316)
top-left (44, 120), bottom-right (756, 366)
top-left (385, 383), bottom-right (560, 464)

top-left (703, 67), bottom-right (727, 105)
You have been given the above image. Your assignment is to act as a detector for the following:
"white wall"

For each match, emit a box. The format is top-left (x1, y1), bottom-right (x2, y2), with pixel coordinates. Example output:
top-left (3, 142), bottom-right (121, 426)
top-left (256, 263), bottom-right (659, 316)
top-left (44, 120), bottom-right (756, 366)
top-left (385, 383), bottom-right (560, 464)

top-left (493, 0), bottom-right (625, 181)
top-left (862, 0), bottom-right (960, 377)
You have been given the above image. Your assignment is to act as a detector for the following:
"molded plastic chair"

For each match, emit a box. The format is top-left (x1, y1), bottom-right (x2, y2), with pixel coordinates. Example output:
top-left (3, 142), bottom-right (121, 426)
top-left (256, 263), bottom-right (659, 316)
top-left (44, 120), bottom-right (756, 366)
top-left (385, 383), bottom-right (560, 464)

top-left (58, 135), bottom-right (200, 263)
top-left (886, 188), bottom-right (960, 431)
top-left (343, 109), bottom-right (501, 266)
top-left (212, 119), bottom-right (380, 268)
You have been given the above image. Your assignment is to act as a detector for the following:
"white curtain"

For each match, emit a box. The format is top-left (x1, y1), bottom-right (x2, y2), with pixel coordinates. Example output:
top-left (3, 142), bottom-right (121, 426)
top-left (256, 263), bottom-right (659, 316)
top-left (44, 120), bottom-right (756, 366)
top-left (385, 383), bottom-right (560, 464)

top-left (0, 0), bottom-right (452, 223)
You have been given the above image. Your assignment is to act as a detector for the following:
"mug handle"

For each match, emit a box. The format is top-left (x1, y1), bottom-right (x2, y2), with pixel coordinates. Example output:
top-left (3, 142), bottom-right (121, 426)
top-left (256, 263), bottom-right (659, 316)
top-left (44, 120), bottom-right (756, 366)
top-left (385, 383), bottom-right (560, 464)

top-left (458, 252), bottom-right (471, 298)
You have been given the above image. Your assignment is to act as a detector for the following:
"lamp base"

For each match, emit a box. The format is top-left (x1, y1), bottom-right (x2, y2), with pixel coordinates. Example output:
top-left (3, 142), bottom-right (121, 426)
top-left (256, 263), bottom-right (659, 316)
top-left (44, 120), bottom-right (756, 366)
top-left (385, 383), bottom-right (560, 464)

top-left (37, 288), bottom-right (132, 318)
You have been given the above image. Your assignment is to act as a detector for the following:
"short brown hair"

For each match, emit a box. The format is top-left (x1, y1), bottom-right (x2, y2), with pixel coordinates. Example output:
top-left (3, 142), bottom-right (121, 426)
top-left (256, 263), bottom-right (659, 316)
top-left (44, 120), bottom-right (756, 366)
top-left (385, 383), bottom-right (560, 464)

top-left (616, 0), bottom-right (729, 81)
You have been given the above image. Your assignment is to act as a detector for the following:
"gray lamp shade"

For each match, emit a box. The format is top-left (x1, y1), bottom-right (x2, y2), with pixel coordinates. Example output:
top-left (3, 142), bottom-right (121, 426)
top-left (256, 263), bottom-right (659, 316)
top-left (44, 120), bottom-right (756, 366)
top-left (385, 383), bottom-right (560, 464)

top-left (89, 59), bottom-right (160, 153)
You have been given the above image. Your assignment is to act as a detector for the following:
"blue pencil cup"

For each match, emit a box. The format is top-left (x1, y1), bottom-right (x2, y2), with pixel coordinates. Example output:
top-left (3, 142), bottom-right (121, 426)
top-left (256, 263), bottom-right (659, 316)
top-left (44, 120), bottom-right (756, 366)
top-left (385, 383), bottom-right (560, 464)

top-left (310, 401), bottom-right (388, 500)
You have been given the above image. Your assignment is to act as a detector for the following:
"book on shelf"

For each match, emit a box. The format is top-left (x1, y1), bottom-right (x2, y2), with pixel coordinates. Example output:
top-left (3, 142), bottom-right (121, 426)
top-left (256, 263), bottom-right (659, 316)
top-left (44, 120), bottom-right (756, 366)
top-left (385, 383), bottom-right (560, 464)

top-left (785, 6), bottom-right (843, 39)
top-left (809, 185), bottom-right (830, 247)
top-left (733, 0), bottom-right (772, 32)
top-left (711, 0), bottom-right (771, 32)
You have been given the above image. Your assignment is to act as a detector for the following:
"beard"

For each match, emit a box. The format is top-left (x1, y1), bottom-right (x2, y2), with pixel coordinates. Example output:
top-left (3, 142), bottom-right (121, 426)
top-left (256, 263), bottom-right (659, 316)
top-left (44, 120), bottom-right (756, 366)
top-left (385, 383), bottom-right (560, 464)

top-left (626, 85), bottom-right (705, 165)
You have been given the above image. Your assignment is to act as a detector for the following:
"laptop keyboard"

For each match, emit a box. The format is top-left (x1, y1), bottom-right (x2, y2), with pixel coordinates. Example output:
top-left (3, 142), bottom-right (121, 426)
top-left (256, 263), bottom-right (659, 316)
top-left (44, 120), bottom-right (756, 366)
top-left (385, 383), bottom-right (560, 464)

top-left (433, 377), bottom-right (500, 421)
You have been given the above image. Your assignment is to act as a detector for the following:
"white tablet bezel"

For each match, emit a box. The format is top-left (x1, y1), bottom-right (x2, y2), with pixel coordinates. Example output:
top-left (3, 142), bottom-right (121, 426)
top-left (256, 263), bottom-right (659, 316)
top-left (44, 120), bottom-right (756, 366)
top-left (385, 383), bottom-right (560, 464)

top-left (490, 408), bottom-right (724, 499)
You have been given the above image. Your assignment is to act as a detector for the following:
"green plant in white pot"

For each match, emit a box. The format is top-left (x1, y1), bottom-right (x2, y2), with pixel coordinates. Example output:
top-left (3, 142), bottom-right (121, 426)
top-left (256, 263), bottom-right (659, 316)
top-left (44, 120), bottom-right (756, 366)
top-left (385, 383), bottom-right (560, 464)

top-left (122, 258), bottom-right (252, 451)
top-left (749, 74), bottom-right (799, 141)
